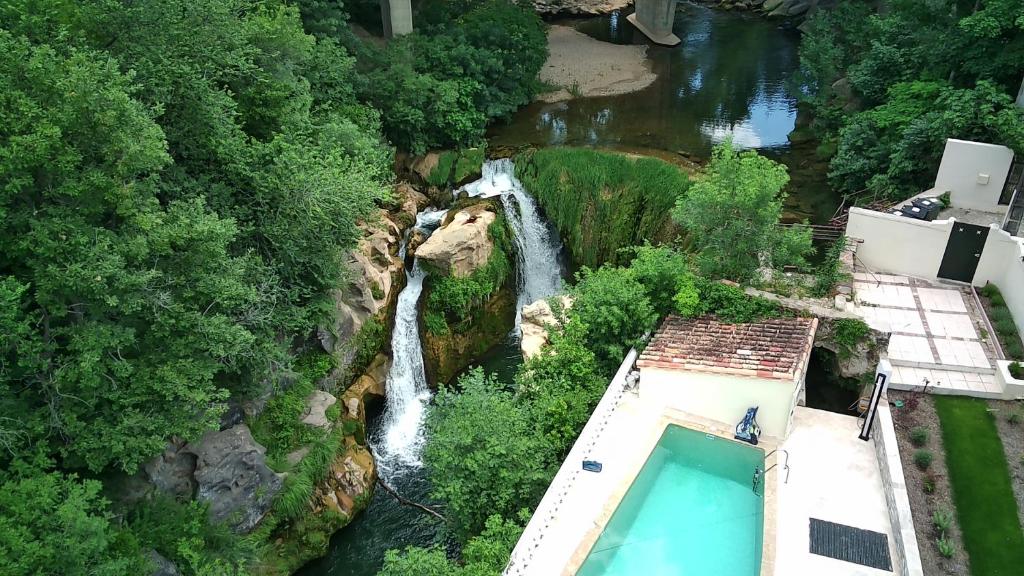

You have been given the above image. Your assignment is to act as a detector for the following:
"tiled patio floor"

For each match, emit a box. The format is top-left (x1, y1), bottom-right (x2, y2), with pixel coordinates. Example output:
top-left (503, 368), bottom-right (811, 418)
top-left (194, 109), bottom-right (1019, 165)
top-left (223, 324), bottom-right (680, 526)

top-left (852, 272), bottom-right (1003, 397)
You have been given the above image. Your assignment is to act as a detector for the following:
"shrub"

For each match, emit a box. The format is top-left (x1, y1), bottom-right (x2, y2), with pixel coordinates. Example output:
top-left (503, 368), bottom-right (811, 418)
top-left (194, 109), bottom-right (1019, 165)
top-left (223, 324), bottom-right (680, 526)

top-left (570, 265), bottom-right (658, 374)
top-left (933, 508), bottom-right (954, 533)
top-left (937, 535), bottom-right (956, 559)
top-left (811, 237), bottom-right (848, 297)
top-left (694, 279), bottom-right (786, 324)
top-left (910, 427), bottom-right (929, 447)
top-left (914, 449), bottom-right (934, 470)
top-left (626, 244), bottom-right (696, 316)
top-left (1009, 361), bottom-right (1023, 380)
top-left (923, 475), bottom-right (936, 494)
top-left (833, 318), bottom-right (870, 359)
top-left (1008, 411), bottom-right (1022, 425)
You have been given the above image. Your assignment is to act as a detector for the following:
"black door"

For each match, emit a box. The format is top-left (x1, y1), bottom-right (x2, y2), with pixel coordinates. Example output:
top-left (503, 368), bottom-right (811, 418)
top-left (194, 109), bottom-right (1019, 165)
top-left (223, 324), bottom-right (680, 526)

top-left (938, 223), bottom-right (990, 283)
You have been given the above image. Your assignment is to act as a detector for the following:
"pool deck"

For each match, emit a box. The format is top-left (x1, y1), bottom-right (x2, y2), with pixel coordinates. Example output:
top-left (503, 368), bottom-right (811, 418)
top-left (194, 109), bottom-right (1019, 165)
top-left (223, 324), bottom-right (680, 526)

top-left (776, 407), bottom-right (896, 576)
top-left (505, 362), bottom-right (898, 576)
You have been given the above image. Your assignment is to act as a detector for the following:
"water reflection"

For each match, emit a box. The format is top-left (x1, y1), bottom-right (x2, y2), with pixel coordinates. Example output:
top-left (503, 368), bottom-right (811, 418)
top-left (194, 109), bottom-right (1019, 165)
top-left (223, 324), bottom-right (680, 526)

top-left (490, 3), bottom-right (800, 154)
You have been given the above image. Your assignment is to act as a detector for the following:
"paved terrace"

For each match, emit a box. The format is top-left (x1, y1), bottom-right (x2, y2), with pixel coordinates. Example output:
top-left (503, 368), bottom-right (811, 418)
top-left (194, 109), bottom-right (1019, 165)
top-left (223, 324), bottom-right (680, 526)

top-left (852, 272), bottom-right (1004, 397)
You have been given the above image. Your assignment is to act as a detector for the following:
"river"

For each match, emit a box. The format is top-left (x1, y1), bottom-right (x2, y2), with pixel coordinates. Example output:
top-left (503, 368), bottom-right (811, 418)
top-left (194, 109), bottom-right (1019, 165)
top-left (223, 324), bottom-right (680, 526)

top-left (301, 4), bottom-right (836, 575)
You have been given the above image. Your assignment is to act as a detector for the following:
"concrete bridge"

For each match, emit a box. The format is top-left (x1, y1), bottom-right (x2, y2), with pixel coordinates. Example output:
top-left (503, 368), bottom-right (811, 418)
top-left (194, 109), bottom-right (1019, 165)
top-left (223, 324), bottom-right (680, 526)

top-left (628, 0), bottom-right (681, 46)
top-left (381, 0), bottom-right (679, 45)
top-left (380, 0), bottom-right (413, 38)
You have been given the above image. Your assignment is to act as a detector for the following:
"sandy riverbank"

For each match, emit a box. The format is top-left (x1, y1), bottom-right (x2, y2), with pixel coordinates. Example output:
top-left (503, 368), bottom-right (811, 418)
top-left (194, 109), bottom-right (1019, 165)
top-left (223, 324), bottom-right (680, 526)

top-left (536, 25), bottom-right (657, 103)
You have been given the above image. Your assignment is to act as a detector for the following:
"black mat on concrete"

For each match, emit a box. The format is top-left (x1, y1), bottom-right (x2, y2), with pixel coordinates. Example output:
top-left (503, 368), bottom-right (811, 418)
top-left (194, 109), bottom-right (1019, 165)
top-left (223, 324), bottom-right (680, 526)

top-left (809, 518), bottom-right (892, 571)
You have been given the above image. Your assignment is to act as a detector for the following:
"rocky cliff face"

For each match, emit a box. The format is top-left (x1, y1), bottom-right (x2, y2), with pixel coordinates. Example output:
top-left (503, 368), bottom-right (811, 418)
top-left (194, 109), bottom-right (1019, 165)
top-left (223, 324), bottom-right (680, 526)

top-left (319, 184), bottom-right (428, 386)
top-left (709, 0), bottom-right (838, 19)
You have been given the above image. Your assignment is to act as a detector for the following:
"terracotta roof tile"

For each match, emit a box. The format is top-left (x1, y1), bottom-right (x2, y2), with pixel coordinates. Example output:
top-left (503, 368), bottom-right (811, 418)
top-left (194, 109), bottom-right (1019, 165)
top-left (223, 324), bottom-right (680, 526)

top-left (637, 315), bottom-right (818, 382)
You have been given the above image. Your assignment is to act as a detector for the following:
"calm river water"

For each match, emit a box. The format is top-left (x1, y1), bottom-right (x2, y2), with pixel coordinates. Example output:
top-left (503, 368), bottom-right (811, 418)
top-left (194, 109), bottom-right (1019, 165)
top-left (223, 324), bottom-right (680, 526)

top-left (301, 4), bottom-right (837, 576)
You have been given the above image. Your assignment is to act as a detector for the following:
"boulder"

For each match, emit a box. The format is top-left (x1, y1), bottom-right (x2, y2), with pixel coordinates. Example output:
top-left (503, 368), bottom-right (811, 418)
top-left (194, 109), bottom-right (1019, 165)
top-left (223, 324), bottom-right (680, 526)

top-left (143, 439), bottom-right (197, 499)
top-left (187, 424), bottom-right (283, 534)
top-left (521, 296), bottom-right (574, 360)
top-left (301, 391), bottom-right (338, 430)
top-left (416, 206), bottom-right (497, 278)
top-left (147, 550), bottom-right (181, 576)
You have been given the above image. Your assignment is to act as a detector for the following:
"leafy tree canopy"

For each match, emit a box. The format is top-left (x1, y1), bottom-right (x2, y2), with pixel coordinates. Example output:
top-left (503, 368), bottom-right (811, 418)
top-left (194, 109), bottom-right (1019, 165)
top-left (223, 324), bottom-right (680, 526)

top-left (672, 141), bottom-right (813, 281)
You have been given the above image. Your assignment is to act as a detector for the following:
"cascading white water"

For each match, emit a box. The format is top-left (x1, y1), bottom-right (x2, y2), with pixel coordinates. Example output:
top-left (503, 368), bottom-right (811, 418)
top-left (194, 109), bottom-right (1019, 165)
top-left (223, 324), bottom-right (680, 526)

top-left (373, 208), bottom-right (446, 478)
top-left (462, 159), bottom-right (564, 329)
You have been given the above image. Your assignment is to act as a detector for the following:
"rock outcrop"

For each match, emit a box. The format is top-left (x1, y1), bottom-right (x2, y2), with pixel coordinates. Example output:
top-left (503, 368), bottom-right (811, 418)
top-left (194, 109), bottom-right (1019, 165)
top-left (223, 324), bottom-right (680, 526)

top-left (532, 0), bottom-right (629, 15)
top-left (423, 285), bottom-right (517, 385)
top-left (143, 439), bottom-right (196, 499)
top-left (416, 205), bottom-right (497, 278)
top-left (520, 295), bottom-right (573, 360)
top-left (313, 439), bottom-right (376, 519)
top-left (301, 391), bottom-right (337, 430)
top-left (814, 317), bottom-right (890, 378)
top-left (147, 550), bottom-right (181, 576)
top-left (319, 183), bottom-right (426, 384)
top-left (341, 353), bottom-right (389, 422)
top-left (710, 0), bottom-right (837, 18)
top-left (187, 424), bottom-right (283, 534)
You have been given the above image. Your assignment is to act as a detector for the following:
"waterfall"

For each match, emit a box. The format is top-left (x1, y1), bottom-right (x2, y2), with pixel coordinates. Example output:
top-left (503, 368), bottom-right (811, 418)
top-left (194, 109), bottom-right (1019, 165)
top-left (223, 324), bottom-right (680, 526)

top-left (373, 208), bottom-right (446, 478)
top-left (462, 159), bottom-right (564, 329)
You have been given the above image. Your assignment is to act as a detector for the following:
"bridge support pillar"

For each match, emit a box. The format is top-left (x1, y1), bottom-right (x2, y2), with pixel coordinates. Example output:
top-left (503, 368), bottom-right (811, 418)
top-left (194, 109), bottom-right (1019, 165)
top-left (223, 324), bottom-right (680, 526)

top-left (628, 0), bottom-right (680, 46)
top-left (381, 0), bottom-right (413, 38)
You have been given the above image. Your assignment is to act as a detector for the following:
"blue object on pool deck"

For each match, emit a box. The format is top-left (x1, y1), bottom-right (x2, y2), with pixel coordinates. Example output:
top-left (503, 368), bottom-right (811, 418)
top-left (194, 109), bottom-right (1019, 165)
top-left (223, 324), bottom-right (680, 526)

top-left (734, 406), bottom-right (761, 445)
top-left (583, 460), bottom-right (603, 473)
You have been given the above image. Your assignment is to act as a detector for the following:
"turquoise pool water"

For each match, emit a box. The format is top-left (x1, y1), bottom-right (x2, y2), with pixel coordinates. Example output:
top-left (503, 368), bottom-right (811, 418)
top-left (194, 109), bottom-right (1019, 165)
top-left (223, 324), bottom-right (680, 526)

top-left (578, 425), bottom-right (765, 576)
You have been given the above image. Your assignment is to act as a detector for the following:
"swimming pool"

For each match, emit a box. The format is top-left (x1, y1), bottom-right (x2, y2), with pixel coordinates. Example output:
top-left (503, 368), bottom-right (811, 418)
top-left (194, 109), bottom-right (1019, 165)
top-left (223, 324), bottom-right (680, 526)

top-left (577, 424), bottom-right (765, 575)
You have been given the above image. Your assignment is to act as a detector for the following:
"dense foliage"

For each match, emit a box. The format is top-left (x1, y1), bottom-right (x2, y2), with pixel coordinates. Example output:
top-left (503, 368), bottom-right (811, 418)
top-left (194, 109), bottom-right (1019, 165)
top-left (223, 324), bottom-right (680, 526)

top-left (799, 0), bottom-right (1024, 201)
top-left (0, 0), bottom-right (548, 573)
top-left (340, 0), bottom-right (548, 153)
top-left (516, 148), bottom-right (690, 268)
top-left (672, 141), bottom-right (813, 281)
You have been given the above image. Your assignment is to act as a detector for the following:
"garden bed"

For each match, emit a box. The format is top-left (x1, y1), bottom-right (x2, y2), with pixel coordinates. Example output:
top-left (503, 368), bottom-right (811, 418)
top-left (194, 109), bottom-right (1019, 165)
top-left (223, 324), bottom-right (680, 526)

top-left (978, 284), bottom-right (1024, 360)
top-left (889, 391), bottom-right (969, 575)
top-left (989, 399), bottom-right (1024, 533)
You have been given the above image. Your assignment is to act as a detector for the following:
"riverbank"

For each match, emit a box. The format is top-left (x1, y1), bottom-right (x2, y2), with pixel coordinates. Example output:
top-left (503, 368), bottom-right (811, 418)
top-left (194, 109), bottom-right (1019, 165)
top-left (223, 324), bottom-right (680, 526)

top-left (536, 25), bottom-right (656, 102)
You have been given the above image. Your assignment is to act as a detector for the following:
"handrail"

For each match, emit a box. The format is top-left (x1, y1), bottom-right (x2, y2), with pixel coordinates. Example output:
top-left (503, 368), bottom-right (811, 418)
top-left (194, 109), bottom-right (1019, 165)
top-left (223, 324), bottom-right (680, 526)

top-left (764, 448), bottom-right (791, 485)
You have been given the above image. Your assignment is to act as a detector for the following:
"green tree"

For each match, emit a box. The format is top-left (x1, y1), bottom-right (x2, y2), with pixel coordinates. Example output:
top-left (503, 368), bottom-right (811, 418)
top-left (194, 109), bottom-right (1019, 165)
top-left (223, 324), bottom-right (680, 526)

top-left (0, 468), bottom-right (145, 576)
top-left (672, 141), bottom-right (813, 282)
top-left (0, 32), bottom-right (277, 471)
top-left (424, 369), bottom-right (555, 542)
top-left (626, 245), bottom-right (696, 316)
top-left (569, 266), bottom-right (657, 374)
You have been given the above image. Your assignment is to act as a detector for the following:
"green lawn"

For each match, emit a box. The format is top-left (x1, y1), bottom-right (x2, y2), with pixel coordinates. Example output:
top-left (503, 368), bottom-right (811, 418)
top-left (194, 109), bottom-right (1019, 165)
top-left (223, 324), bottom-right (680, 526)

top-left (934, 396), bottom-right (1024, 575)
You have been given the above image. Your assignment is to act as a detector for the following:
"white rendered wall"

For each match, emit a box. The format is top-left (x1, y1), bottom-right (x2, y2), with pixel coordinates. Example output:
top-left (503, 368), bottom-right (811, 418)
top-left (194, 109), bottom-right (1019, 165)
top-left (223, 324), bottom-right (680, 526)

top-left (639, 368), bottom-right (800, 440)
top-left (845, 208), bottom-right (953, 281)
top-left (974, 227), bottom-right (1024, 338)
top-left (934, 139), bottom-right (1013, 212)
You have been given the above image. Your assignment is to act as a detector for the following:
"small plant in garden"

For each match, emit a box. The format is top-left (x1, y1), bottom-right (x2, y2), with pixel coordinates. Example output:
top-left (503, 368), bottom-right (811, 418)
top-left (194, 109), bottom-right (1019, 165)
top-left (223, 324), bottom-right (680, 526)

top-left (933, 508), bottom-right (954, 533)
top-left (914, 449), bottom-right (934, 471)
top-left (937, 535), bottom-right (955, 558)
top-left (910, 427), bottom-right (929, 447)
top-left (923, 475), bottom-right (936, 495)
top-left (1008, 410), bottom-right (1022, 425)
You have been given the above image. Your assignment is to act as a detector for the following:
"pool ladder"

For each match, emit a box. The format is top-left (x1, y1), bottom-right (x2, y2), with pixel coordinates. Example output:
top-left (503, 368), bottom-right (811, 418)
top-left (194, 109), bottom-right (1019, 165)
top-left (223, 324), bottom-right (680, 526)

top-left (752, 449), bottom-right (790, 496)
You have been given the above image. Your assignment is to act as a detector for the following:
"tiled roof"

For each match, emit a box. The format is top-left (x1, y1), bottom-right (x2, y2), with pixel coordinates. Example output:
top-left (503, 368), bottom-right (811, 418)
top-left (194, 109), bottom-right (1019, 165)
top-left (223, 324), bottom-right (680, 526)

top-left (638, 315), bottom-right (818, 382)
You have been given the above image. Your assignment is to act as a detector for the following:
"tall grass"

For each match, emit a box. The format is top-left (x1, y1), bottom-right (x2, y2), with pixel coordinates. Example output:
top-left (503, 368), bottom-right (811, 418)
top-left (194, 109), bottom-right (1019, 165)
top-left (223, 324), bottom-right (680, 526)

top-left (273, 430), bottom-right (346, 521)
top-left (515, 148), bottom-right (689, 268)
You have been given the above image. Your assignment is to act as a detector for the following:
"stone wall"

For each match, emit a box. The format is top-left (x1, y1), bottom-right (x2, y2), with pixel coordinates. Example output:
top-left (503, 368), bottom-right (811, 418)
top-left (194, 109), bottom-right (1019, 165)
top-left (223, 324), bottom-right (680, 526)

top-left (872, 398), bottom-right (926, 576)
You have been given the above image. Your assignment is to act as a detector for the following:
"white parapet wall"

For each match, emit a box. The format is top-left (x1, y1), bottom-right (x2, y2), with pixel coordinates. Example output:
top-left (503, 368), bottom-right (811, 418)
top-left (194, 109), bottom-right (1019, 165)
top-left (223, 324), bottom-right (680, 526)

top-left (974, 227), bottom-right (1024, 339)
top-left (845, 208), bottom-right (954, 282)
top-left (935, 139), bottom-right (1013, 212)
top-left (872, 398), bottom-right (925, 576)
